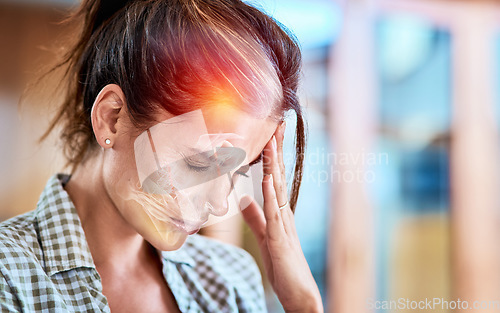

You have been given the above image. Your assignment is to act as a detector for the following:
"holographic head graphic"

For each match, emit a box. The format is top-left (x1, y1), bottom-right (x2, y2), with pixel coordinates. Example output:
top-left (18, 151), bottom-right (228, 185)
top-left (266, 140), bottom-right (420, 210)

top-left (132, 110), bottom-right (256, 234)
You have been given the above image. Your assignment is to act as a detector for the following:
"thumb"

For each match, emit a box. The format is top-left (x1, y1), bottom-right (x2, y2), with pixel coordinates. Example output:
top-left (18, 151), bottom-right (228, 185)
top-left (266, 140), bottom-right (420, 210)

top-left (240, 195), bottom-right (266, 241)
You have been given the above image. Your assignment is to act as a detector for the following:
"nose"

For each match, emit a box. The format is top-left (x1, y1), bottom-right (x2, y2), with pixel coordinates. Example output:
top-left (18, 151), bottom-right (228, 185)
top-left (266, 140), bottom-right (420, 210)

top-left (199, 157), bottom-right (238, 217)
top-left (206, 197), bottom-right (229, 217)
top-left (203, 177), bottom-right (234, 217)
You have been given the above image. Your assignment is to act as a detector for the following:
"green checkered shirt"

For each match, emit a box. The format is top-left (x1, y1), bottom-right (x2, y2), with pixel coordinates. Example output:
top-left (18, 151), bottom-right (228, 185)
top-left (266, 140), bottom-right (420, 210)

top-left (0, 174), bottom-right (266, 312)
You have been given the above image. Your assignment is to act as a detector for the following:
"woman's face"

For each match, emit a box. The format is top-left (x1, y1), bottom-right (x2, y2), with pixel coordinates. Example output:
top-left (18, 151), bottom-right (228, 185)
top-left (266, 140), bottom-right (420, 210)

top-left (102, 104), bottom-right (278, 251)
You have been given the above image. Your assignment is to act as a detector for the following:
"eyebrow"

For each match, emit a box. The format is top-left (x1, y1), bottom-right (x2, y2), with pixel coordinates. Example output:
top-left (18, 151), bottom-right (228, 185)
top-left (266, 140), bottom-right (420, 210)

top-left (249, 151), bottom-right (263, 166)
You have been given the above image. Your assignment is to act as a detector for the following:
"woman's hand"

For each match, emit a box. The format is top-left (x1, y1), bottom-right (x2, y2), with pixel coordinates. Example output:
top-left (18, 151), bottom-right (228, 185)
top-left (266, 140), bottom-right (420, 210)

top-left (240, 122), bottom-right (324, 313)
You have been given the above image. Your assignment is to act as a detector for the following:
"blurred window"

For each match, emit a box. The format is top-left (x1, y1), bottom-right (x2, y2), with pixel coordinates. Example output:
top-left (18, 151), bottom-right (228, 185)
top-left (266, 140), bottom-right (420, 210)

top-left (374, 15), bottom-right (451, 307)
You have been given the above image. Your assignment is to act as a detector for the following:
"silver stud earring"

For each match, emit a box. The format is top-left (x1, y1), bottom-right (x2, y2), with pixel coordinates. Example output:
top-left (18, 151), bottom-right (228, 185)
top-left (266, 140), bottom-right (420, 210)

top-left (105, 138), bottom-right (111, 145)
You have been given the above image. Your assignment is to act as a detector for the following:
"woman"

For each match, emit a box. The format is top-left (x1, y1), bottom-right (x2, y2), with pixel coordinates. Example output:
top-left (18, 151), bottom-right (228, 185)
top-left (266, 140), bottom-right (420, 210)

top-left (0, 0), bottom-right (323, 312)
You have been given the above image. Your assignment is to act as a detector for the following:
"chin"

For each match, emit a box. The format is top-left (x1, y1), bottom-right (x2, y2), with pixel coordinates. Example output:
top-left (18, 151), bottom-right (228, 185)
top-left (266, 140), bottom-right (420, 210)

top-left (146, 228), bottom-right (189, 251)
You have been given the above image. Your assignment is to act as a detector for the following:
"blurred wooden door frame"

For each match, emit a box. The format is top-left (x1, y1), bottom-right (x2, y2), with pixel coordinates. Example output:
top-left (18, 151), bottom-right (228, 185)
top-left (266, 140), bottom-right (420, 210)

top-left (328, 0), bottom-right (500, 312)
top-left (327, 1), bottom-right (377, 312)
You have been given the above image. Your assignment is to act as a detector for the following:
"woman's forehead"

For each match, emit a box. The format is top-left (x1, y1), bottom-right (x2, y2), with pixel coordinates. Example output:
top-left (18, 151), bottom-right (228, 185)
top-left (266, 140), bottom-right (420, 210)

top-left (139, 108), bottom-right (276, 163)
top-left (202, 107), bottom-right (277, 161)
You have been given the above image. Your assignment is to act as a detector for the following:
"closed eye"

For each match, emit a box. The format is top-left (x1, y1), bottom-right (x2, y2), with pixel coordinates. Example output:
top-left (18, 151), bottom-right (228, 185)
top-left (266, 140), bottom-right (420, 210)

top-left (186, 163), bottom-right (211, 172)
top-left (182, 154), bottom-right (211, 172)
top-left (233, 151), bottom-right (263, 178)
top-left (249, 151), bottom-right (263, 166)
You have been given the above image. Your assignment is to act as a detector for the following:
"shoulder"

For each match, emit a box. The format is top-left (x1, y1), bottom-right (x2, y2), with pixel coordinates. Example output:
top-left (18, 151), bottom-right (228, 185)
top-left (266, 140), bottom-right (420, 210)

top-left (0, 210), bottom-right (41, 264)
top-left (0, 211), bottom-right (44, 309)
top-left (0, 211), bottom-right (46, 284)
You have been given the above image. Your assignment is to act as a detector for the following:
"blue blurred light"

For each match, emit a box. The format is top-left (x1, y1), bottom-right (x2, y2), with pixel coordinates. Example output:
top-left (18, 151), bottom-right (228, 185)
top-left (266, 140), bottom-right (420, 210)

top-left (247, 0), bottom-right (342, 49)
top-left (377, 15), bottom-right (436, 81)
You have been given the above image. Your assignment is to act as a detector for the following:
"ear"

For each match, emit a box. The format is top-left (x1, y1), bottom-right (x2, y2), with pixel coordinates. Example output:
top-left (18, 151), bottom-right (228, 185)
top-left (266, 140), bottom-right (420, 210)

top-left (91, 84), bottom-right (126, 148)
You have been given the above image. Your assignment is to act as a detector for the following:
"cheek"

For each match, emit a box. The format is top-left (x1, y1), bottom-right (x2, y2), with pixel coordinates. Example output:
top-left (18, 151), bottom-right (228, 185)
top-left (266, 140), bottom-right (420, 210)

top-left (122, 194), bottom-right (188, 250)
top-left (104, 151), bottom-right (139, 197)
top-left (100, 139), bottom-right (190, 249)
top-left (102, 142), bottom-right (156, 224)
top-left (103, 154), bottom-right (190, 249)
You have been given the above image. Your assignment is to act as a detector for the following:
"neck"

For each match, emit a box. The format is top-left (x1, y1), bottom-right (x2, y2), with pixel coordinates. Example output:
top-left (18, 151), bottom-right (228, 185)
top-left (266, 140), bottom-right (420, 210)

top-left (64, 155), bottom-right (156, 273)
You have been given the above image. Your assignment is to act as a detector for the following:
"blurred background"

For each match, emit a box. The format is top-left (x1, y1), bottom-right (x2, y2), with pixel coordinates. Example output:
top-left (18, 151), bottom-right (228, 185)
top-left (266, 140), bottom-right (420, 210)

top-left (1, 0), bottom-right (500, 312)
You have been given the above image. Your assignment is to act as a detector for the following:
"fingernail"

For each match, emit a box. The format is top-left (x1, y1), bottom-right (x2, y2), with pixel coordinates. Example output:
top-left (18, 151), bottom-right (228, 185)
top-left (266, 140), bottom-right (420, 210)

top-left (264, 173), bottom-right (273, 183)
top-left (271, 136), bottom-right (277, 151)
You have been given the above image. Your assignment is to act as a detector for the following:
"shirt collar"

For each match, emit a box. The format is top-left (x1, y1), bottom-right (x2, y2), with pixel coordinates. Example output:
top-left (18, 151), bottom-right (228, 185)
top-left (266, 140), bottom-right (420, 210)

top-left (160, 246), bottom-right (195, 267)
top-left (36, 174), bottom-right (195, 276)
top-left (35, 174), bottom-right (95, 276)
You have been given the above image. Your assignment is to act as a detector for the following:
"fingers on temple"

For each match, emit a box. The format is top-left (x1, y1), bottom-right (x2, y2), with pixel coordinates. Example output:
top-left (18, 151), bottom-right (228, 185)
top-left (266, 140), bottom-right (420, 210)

top-left (264, 136), bottom-right (287, 207)
top-left (276, 122), bottom-right (287, 186)
top-left (262, 174), bottom-right (285, 240)
top-left (273, 122), bottom-right (297, 237)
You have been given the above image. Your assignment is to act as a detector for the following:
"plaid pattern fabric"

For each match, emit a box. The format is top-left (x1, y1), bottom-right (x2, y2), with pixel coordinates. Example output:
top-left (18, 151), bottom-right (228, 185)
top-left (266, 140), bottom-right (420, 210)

top-left (0, 174), bottom-right (267, 312)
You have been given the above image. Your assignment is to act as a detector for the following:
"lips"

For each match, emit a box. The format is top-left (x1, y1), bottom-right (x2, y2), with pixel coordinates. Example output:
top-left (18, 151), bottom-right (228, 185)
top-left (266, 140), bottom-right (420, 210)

top-left (169, 216), bottom-right (207, 234)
